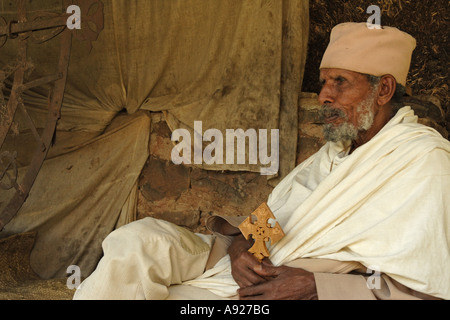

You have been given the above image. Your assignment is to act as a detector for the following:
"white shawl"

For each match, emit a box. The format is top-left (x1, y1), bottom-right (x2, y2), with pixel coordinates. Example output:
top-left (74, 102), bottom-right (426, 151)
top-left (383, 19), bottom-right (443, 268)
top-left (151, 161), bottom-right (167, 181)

top-left (185, 107), bottom-right (450, 299)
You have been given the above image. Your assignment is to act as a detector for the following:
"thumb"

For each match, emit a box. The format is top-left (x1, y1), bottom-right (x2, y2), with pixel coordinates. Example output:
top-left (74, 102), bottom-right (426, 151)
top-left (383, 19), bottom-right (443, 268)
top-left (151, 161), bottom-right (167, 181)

top-left (253, 263), bottom-right (280, 277)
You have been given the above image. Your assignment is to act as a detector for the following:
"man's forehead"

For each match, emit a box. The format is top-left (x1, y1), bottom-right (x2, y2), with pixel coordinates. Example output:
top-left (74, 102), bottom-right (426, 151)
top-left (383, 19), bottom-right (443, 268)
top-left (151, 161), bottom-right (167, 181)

top-left (319, 68), bottom-right (365, 80)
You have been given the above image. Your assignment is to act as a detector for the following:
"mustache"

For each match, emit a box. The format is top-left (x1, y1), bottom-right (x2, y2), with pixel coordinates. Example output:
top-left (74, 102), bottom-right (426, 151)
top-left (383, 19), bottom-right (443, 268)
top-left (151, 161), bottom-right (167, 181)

top-left (319, 105), bottom-right (348, 122)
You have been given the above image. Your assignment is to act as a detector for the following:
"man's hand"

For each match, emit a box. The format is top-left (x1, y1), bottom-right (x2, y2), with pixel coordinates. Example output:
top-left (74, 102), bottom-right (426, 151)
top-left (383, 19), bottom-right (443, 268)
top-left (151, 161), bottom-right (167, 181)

top-left (228, 234), bottom-right (272, 288)
top-left (238, 264), bottom-right (318, 300)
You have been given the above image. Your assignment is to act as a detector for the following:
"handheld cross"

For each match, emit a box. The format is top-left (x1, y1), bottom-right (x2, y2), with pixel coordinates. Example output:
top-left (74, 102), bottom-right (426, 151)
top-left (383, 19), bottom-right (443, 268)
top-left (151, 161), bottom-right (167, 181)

top-left (239, 203), bottom-right (285, 262)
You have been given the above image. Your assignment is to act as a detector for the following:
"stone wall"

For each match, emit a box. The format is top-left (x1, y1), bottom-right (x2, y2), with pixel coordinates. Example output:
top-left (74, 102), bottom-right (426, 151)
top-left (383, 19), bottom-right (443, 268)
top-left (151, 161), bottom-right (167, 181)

top-left (296, 93), bottom-right (326, 165)
top-left (137, 94), bottom-right (446, 233)
top-left (137, 113), bottom-right (274, 234)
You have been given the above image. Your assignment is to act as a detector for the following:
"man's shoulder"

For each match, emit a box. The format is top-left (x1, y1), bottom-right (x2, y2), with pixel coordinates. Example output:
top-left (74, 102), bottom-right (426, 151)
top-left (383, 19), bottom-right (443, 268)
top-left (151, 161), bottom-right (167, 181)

top-left (387, 119), bottom-right (450, 152)
top-left (392, 122), bottom-right (450, 173)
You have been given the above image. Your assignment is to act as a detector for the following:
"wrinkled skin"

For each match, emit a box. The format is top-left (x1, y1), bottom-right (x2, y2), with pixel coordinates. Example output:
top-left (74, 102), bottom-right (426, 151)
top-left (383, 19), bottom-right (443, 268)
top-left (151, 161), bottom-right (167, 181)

top-left (227, 69), bottom-right (397, 300)
top-left (318, 68), bottom-right (396, 151)
top-left (228, 234), bottom-right (317, 300)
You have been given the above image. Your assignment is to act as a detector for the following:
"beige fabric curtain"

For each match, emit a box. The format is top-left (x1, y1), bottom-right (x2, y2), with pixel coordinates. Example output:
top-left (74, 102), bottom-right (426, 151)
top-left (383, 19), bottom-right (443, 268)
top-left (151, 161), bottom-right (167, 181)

top-left (0, 112), bottom-right (150, 279)
top-left (2, 0), bottom-right (308, 174)
top-left (0, 0), bottom-right (309, 279)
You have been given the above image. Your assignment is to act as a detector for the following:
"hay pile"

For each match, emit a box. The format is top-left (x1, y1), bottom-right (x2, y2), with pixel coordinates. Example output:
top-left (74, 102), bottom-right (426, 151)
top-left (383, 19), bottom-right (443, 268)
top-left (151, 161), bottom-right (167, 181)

top-left (302, 0), bottom-right (449, 134)
top-left (0, 232), bottom-right (74, 300)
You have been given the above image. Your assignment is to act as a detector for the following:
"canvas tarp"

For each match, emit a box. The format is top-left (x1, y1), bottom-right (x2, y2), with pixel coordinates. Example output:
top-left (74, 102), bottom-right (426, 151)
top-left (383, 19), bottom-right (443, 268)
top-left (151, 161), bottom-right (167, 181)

top-left (0, 112), bottom-right (150, 279)
top-left (0, 0), bottom-right (309, 279)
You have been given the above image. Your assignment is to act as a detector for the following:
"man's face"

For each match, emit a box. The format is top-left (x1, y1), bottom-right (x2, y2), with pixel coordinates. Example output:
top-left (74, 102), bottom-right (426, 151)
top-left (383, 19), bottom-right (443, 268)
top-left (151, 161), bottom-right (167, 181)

top-left (318, 68), bottom-right (378, 142)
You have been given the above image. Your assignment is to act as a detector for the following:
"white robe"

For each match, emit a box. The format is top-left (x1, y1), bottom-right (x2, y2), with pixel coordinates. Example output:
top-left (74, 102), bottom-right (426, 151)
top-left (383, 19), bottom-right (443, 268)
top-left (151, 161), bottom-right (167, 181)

top-left (184, 107), bottom-right (450, 299)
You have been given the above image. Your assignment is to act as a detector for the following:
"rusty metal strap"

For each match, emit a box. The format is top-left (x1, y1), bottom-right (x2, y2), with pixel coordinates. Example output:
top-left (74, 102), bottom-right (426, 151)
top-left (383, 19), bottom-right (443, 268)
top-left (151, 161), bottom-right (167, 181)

top-left (0, 0), bottom-right (104, 231)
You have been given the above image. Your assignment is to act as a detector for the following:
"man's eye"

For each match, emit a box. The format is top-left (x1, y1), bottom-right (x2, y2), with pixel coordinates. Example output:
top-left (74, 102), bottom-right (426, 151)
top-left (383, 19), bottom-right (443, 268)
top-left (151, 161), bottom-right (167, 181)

top-left (335, 77), bottom-right (346, 84)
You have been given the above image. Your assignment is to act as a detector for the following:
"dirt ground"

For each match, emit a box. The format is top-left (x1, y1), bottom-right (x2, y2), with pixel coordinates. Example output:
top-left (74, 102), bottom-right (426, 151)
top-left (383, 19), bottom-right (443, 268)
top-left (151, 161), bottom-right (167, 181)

top-left (302, 0), bottom-right (449, 133)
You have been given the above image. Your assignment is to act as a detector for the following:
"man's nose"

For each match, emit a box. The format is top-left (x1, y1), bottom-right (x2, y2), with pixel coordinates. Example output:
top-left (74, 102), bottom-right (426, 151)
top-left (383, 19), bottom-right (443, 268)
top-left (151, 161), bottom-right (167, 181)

top-left (318, 83), bottom-right (335, 105)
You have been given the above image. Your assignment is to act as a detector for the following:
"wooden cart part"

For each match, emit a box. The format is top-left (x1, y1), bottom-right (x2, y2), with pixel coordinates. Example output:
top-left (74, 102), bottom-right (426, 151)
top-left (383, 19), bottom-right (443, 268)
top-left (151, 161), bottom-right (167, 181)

top-left (0, 0), bottom-right (104, 230)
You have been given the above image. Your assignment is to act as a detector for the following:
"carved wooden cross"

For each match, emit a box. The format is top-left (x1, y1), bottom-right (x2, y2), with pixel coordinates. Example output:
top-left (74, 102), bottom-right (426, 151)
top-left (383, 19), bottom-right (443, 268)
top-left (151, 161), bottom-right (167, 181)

top-left (239, 203), bottom-right (285, 262)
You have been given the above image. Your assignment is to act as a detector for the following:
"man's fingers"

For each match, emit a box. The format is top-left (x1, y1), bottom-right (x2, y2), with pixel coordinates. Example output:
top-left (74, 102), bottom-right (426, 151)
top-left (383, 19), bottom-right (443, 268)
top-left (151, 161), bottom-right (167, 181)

top-left (238, 282), bottom-right (272, 300)
top-left (239, 292), bottom-right (263, 300)
top-left (235, 267), bottom-right (266, 288)
top-left (238, 285), bottom-right (261, 299)
top-left (232, 251), bottom-right (269, 288)
top-left (261, 258), bottom-right (273, 266)
top-left (252, 263), bottom-right (281, 278)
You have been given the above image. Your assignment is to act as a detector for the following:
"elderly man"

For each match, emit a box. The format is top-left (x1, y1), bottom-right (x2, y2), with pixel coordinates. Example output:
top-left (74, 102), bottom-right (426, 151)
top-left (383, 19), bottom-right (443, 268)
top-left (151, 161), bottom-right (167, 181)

top-left (74, 23), bottom-right (450, 300)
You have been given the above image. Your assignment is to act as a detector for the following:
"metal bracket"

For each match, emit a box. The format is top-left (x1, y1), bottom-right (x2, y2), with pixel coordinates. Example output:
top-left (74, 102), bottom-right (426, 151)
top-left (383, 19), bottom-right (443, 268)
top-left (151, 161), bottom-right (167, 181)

top-left (0, 0), bottom-right (104, 230)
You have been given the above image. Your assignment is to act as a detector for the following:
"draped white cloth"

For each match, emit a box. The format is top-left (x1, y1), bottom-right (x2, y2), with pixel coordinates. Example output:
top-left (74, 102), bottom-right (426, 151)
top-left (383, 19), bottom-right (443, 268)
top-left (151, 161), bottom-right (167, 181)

top-left (184, 107), bottom-right (450, 299)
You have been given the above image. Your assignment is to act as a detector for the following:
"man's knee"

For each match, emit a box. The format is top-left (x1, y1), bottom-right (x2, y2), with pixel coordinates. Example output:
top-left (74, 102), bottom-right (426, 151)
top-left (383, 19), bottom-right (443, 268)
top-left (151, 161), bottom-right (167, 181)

top-left (101, 218), bottom-right (178, 256)
top-left (102, 217), bottom-right (212, 259)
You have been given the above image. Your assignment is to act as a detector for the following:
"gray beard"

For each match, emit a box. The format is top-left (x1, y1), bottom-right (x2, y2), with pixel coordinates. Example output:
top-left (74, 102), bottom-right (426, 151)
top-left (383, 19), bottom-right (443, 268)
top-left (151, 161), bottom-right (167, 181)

top-left (321, 90), bottom-right (377, 143)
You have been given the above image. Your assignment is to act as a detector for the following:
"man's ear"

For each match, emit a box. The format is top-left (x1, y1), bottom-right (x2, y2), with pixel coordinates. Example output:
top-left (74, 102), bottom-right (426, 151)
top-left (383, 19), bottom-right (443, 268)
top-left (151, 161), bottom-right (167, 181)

top-left (377, 74), bottom-right (396, 106)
